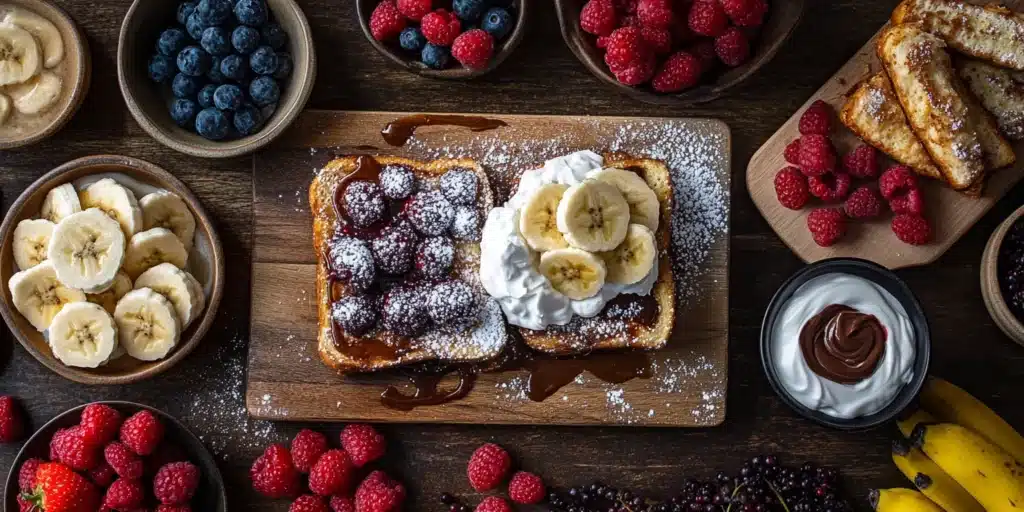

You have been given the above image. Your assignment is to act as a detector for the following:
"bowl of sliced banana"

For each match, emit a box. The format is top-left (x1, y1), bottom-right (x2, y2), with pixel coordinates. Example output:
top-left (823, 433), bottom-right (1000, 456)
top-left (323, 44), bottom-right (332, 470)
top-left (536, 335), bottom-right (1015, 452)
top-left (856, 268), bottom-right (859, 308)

top-left (0, 155), bottom-right (224, 384)
top-left (0, 0), bottom-right (90, 150)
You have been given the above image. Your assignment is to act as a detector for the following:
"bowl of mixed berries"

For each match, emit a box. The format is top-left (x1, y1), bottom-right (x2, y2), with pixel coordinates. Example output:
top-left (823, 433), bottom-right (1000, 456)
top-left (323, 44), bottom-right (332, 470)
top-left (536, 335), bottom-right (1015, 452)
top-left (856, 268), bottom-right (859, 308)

top-left (359, 0), bottom-right (527, 78)
top-left (118, 0), bottom-right (316, 158)
top-left (556, 0), bottom-right (805, 104)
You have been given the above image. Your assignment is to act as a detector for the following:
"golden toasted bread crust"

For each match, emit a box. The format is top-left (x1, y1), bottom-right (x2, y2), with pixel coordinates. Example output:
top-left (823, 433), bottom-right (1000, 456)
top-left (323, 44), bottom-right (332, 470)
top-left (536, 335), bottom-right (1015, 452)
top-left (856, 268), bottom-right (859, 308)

top-left (957, 58), bottom-right (1024, 141)
top-left (892, 0), bottom-right (1024, 71)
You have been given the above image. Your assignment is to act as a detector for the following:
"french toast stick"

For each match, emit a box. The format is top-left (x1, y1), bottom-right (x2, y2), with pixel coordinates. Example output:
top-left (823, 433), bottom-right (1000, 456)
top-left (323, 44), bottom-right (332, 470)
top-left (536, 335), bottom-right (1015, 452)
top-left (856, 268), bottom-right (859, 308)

top-left (957, 58), bottom-right (1024, 141)
top-left (892, 0), bottom-right (1024, 71)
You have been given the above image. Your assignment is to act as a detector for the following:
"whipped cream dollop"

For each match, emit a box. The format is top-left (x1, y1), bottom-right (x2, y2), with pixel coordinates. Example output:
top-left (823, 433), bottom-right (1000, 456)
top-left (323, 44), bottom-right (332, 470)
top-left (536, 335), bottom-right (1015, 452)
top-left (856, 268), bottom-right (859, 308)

top-left (480, 150), bottom-right (658, 330)
top-left (770, 273), bottom-right (916, 419)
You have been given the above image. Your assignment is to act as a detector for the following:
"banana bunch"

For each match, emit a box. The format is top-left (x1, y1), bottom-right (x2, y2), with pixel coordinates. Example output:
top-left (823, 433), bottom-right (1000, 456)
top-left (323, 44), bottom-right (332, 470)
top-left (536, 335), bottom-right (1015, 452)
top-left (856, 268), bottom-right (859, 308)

top-left (880, 377), bottom-right (1024, 512)
top-left (7, 177), bottom-right (206, 368)
top-left (0, 7), bottom-right (66, 124)
top-left (517, 167), bottom-right (660, 301)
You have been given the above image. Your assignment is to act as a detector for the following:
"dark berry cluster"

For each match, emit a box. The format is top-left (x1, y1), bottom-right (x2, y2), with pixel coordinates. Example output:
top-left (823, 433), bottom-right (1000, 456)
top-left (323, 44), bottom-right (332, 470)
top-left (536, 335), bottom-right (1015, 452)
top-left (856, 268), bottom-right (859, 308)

top-left (1000, 217), bottom-right (1024, 321)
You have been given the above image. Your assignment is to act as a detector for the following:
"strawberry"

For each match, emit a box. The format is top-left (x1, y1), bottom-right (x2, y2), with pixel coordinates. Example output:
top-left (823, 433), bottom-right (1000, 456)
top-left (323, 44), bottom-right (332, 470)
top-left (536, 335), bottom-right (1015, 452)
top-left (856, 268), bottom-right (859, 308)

top-left (21, 462), bottom-right (101, 512)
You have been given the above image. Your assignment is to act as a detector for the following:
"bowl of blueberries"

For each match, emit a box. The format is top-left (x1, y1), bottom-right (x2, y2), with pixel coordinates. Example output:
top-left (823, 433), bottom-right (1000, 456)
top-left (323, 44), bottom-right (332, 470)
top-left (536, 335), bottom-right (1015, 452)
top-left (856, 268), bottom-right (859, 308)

top-left (118, 0), bottom-right (315, 158)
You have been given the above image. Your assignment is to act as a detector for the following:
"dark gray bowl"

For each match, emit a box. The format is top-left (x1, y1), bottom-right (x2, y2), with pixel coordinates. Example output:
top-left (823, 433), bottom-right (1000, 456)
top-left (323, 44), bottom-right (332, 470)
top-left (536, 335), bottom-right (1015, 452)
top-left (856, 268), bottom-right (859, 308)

top-left (760, 258), bottom-right (931, 430)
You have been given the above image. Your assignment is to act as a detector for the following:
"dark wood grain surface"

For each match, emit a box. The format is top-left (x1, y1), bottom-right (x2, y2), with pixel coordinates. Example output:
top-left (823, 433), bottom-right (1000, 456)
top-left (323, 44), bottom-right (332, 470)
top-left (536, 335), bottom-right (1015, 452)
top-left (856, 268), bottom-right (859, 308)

top-left (1, 1), bottom-right (1023, 510)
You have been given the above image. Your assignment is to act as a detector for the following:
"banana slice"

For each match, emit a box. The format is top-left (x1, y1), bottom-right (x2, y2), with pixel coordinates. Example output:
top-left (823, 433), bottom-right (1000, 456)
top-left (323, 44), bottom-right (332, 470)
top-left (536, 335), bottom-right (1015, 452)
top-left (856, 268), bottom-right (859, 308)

top-left (0, 24), bottom-right (40, 86)
top-left (13, 218), bottom-right (54, 270)
top-left (41, 183), bottom-right (81, 223)
top-left (134, 263), bottom-right (204, 328)
top-left (0, 93), bottom-right (10, 125)
top-left (591, 168), bottom-right (661, 232)
top-left (4, 9), bottom-right (64, 68)
top-left (123, 227), bottom-right (188, 279)
top-left (518, 183), bottom-right (570, 252)
top-left (538, 248), bottom-right (607, 300)
top-left (86, 271), bottom-right (131, 315)
top-left (47, 302), bottom-right (117, 368)
top-left (600, 224), bottom-right (657, 285)
top-left (556, 180), bottom-right (630, 252)
top-left (7, 71), bottom-right (61, 114)
top-left (140, 191), bottom-right (196, 252)
top-left (114, 287), bottom-right (180, 361)
top-left (79, 178), bottom-right (144, 239)
top-left (9, 260), bottom-right (86, 331)
top-left (48, 208), bottom-right (126, 293)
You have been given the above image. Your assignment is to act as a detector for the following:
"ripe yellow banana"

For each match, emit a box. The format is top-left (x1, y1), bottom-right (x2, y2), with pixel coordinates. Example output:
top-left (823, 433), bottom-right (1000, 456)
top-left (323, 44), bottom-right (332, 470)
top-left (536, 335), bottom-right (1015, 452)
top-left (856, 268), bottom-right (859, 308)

top-left (913, 423), bottom-right (1024, 512)
top-left (892, 438), bottom-right (984, 512)
top-left (920, 377), bottom-right (1024, 464)
top-left (870, 488), bottom-right (945, 512)
top-left (899, 409), bottom-right (938, 438)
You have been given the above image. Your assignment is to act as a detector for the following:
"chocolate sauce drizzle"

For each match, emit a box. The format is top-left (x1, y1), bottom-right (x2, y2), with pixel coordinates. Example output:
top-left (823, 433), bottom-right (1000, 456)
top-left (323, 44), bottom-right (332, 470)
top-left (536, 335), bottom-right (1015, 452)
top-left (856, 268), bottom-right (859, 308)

top-left (381, 114), bottom-right (509, 147)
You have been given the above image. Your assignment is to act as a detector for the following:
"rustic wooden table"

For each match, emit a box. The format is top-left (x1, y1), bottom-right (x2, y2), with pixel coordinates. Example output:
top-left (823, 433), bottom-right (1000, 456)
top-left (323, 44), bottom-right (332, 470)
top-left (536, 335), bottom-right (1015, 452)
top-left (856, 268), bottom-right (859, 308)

top-left (2, 0), bottom-right (1023, 509)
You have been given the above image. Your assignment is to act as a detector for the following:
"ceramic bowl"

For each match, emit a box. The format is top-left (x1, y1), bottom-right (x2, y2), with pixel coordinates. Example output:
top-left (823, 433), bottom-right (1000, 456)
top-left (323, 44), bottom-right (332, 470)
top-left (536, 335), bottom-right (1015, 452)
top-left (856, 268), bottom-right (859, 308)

top-left (117, 0), bottom-right (315, 158)
top-left (760, 258), bottom-right (931, 430)
top-left (554, 0), bottom-right (805, 105)
top-left (0, 155), bottom-right (225, 385)
top-left (356, 0), bottom-right (528, 79)
top-left (3, 402), bottom-right (227, 511)
top-left (980, 204), bottom-right (1024, 348)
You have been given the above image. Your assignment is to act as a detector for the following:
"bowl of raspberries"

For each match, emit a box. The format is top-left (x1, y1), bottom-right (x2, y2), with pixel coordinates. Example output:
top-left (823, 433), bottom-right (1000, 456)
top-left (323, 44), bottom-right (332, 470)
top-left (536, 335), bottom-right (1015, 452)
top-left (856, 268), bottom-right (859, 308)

top-left (5, 402), bottom-right (226, 511)
top-left (359, 0), bottom-right (527, 78)
top-left (556, 0), bottom-right (805, 104)
top-left (118, 0), bottom-right (316, 158)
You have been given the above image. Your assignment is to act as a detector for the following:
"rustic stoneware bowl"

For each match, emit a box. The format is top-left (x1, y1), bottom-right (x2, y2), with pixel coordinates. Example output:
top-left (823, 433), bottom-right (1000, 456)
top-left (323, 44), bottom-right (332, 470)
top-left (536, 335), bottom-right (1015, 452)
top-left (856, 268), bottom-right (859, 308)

top-left (0, 0), bottom-right (90, 150)
top-left (554, 0), bottom-right (805, 105)
top-left (117, 0), bottom-right (315, 158)
top-left (980, 204), bottom-right (1024, 348)
top-left (356, 0), bottom-right (529, 79)
top-left (4, 402), bottom-right (227, 512)
top-left (0, 155), bottom-right (225, 385)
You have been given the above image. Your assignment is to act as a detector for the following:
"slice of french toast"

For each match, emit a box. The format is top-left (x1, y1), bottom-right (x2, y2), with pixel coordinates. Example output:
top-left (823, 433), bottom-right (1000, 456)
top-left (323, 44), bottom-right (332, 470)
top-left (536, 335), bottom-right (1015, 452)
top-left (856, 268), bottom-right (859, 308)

top-left (957, 58), bottom-right (1024, 141)
top-left (892, 0), bottom-right (1024, 71)
top-left (310, 156), bottom-right (506, 374)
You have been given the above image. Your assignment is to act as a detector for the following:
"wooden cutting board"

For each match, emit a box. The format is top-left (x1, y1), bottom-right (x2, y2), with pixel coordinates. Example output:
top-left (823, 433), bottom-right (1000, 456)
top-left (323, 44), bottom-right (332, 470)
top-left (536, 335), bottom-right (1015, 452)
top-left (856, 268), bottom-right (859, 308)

top-left (246, 110), bottom-right (731, 426)
top-left (747, 0), bottom-right (1024, 270)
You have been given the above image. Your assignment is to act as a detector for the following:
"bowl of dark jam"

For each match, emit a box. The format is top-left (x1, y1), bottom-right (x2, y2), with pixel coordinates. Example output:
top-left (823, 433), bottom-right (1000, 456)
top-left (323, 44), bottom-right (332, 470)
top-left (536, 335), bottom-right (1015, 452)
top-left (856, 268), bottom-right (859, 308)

top-left (981, 204), bottom-right (1024, 348)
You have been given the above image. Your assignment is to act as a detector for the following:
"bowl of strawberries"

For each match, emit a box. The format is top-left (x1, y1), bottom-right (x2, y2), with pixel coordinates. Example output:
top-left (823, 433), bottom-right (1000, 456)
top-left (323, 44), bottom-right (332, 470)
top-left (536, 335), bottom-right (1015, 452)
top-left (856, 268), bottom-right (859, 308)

top-left (556, 0), bottom-right (805, 104)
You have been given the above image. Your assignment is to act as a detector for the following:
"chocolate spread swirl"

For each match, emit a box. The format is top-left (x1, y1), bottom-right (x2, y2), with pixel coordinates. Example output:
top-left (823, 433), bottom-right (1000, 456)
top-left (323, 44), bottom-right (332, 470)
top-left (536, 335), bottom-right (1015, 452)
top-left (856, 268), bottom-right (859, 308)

top-left (799, 304), bottom-right (887, 385)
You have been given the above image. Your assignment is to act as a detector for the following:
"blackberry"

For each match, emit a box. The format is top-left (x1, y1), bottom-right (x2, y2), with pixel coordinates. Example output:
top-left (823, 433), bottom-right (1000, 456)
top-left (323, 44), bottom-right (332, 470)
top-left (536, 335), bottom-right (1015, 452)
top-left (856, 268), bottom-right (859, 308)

top-left (406, 190), bottom-right (454, 236)
top-left (449, 205), bottom-right (480, 241)
top-left (371, 222), bottom-right (417, 275)
top-left (382, 287), bottom-right (429, 337)
top-left (415, 236), bottom-right (454, 280)
top-left (380, 165), bottom-right (416, 199)
top-left (332, 295), bottom-right (377, 336)
top-left (329, 237), bottom-right (376, 293)
top-left (426, 280), bottom-right (477, 327)
top-left (439, 169), bottom-right (478, 205)
top-left (343, 181), bottom-right (386, 228)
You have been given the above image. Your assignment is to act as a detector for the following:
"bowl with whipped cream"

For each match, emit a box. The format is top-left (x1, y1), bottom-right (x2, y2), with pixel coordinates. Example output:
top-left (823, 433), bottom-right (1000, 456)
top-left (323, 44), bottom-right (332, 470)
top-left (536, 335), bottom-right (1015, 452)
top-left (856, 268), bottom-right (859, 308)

top-left (760, 258), bottom-right (930, 429)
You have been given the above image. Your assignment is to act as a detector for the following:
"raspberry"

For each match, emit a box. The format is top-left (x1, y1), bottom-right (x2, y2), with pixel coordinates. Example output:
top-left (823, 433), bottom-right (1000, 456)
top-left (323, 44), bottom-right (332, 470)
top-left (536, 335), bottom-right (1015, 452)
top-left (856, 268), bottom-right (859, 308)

top-left (878, 165), bottom-right (918, 200)
top-left (156, 506), bottom-right (193, 512)
top-left (341, 424), bottom-right (386, 467)
top-left (475, 496), bottom-right (512, 512)
top-left (467, 443), bottom-right (511, 492)
top-left (291, 494), bottom-right (330, 512)
top-left (798, 100), bottom-right (833, 136)
top-left (621, 13), bottom-right (640, 26)
top-left (52, 425), bottom-right (101, 470)
top-left (105, 441), bottom-right (145, 480)
top-left (291, 429), bottom-right (329, 474)
top-left (354, 471), bottom-right (406, 512)
top-left (842, 143), bottom-right (880, 179)
top-left (714, 27), bottom-right (750, 66)
top-left (637, 0), bottom-right (674, 29)
top-left (808, 171), bottom-right (852, 202)
top-left (596, 35), bottom-right (611, 48)
top-left (251, 444), bottom-right (302, 499)
top-left (640, 26), bottom-right (672, 55)
top-left (892, 214), bottom-right (932, 245)
top-left (119, 410), bottom-right (164, 456)
top-left (18, 458), bottom-right (42, 491)
top-left (88, 462), bottom-right (117, 488)
top-left (604, 26), bottom-right (651, 73)
top-left (651, 51), bottom-right (703, 92)
top-left (369, 1), bottom-right (406, 41)
top-left (79, 404), bottom-right (123, 446)
top-left (720, 0), bottom-right (768, 26)
top-left (844, 186), bottom-right (883, 219)
top-left (421, 9), bottom-right (462, 46)
top-left (784, 139), bottom-right (801, 165)
top-left (687, 0), bottom-right (728, 37)
top-left (616, 0), bottom-right (639, 13)
top-left (797, 134), bottom-right (836, 176)
top-left (16, 495), bottom-right (31, 512)
top-left (104, 478), bottom-right (145, 510)
top-left (154, 462), bottom-right (200, 505)
top-left (687, 40), bottom-right (717, 70)
top-left (807, 208), bottom-right (847, 247)
top-left (508, 471), bottom-right (546, 504)
top-left (397, 0), bottom-right (432, 21)
top-left (330, 495), bottom-right (356, 512)
top-left (0, 395), bottom-right (25, 443)
top-left (613, 58), bottom-right (656, 85)
top-left (773, 167), bottom-right (809, 210)
top-left (889, 188), bottom-right (925, 215)
top-left (452, 29), bottom-right (494, 70)
top-left (309, 449), bottom-right (355, 496)
top-left (580, 0), bottom-right (618, 36)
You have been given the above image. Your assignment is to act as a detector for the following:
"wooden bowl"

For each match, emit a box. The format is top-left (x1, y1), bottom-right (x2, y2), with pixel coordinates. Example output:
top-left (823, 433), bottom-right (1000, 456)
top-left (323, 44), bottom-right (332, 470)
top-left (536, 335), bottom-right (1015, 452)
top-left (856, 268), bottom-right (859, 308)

top-left (554, 0), bottom-right (805, 105)
top-left (0, 0), bottom-right (90, 150)
top-left (980, 204), bottom-right (1024, 348)
top-left (356, 0), bottom-right (529, 79)
top-left (0, 155), bottom-right (225, 385)
top-left (117, 0), bottom-right (316, 159)
top-left (3, 402), bottom-right (227, 512)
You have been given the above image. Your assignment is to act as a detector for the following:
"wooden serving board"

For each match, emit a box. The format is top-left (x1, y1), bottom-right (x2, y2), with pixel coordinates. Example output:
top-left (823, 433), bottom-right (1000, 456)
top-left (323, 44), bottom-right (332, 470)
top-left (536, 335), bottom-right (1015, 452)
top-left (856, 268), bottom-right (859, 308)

top-left (747, 0), bottom-right (1024, 270)
top-left (246, 110), bottom-right (731, 426)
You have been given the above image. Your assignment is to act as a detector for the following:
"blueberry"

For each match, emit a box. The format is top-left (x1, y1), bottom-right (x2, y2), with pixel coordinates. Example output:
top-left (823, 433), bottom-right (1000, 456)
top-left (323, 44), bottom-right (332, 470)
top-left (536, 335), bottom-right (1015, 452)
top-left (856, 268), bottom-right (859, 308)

top-left (399, 27), bottom-right (426, 52)
top-left (177, 1), bottom-right (197, 25)
top-left (200, 26), bottom-right (232, 56)
top-left (177, 46), bottom-right (211, 77)
top-left (249, 46), bottom-right (279, 75)
top-left (234, 0), bottom-right (268, 26)
top-left (197, 0), bottom-right (232, 24)
top-left (219, 54), bottom-right (247, 82)
top-left (148, 54), bottom-right (176, 83)
top-left (260, 23), bottom-right (287, 49)
top-left (453, 0), bottom-right (487, 22)
top-left (197, 83), bottom-right (218, 108)
top-left (170, 98), bottom-right (199, 128)
top-left (213, 84), bottom-right (244, 110)
top-left (172, 72), bottom-right (204, 98)
top-left (421, 43), bottom-right (450, 69)
top-left (157, 28), bottom-right (189, 57)
top-left (231, 25), bottom-right (260, 54)
top-left (249, 76), bottom-right (279, 106)
top-left (185, 12), bottom-right (210, 41)
top-left (272, 52), bottom-right (292, 80)
top-left (195, 107), bottom-right (231, 140)
top-left (207, 56), bottom-right (226, 83)
top-left (482, 7), bottom-right (513, 40)
top-left (233, 103), bottom-right (263, 135)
